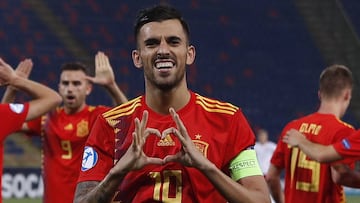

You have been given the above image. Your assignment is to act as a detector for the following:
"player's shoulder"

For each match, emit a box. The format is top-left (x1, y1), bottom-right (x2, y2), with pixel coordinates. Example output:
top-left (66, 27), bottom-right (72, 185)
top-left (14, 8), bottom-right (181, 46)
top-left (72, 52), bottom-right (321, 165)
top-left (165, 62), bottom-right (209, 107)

top-left (334, 118), bottom-right (354, 130)
top-left (49, 106), bottom-right (64, 116)
top-left (102, 96), bottom-right (143, 120)
top-left (284, 112), bottom-right (355, 132)
top-left (194, 93), bottom-right (239, 116)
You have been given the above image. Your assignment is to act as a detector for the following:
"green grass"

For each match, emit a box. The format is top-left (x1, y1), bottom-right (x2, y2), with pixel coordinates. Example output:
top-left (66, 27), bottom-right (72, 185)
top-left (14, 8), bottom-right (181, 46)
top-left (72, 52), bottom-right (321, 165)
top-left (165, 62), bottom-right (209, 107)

top-left (347, 195), bottom-right (360, 203)
top-left (3, 198), bottom-right (41, 203)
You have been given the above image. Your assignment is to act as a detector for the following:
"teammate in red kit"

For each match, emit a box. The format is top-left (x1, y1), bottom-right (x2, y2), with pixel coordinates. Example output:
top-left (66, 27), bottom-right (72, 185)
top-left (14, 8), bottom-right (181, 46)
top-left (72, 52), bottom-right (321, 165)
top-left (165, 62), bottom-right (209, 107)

top-left (267, 65), bottom-right (360, 203)
top-left (74, 5), bottom-right (270, 203)
top-left (282, 127), bottom-right (360, 187)
top-left (284, 129), bottom-right (360, 162)
top-left (2, 52), bottom-right (127, 203)
top-left (0, 58), bottom-right (61, 203)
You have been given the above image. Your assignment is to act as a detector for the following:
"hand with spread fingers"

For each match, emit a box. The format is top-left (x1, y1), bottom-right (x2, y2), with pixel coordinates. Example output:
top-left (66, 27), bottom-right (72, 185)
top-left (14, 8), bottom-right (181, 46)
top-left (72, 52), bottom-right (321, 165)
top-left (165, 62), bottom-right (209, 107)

top-left (86, 51), bottom-right (115, 86)
top-left (112, 110), bottom-right (163, 174)
top-left (15, 59), bottom-right (33, 79)
top-left (6, 59), bottom-right (33, 92)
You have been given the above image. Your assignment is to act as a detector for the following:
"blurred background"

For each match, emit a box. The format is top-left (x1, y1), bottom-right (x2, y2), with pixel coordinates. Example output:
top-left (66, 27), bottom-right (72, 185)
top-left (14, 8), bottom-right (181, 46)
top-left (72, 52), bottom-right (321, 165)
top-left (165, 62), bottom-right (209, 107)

top-left (1, 0), bottom-right (360, 202)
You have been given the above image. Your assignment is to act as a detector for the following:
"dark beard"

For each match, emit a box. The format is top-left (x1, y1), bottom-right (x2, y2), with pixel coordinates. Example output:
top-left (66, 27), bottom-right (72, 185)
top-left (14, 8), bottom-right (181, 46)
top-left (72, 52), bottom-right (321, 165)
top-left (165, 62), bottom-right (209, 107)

top-left (156, 83), bottom-right (175, 92)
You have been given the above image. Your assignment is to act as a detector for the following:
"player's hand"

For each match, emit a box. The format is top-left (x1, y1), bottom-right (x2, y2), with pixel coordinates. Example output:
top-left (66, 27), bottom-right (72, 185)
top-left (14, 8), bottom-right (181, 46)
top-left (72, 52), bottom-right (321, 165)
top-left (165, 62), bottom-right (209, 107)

top-left (6, 59), bottom-right (33, 90)
top-left (162, 108), bottom-right (212, 170)
top-left (15, 59), bottom-right (33, 79)
top-left (0, 58), bottom-right (17, 86)
top-left (113, 110), bottom-right (163, 174)
top-left (282, 129), bottom-right (305, 147)
top-left (86, 51), bottom-right (115, 86)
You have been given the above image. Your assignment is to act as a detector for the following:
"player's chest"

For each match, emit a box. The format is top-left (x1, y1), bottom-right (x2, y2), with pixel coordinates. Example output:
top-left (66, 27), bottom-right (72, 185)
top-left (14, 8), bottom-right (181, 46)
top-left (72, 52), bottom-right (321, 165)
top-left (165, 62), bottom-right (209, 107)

top-left (117, 119), bottom-right (227, 159)
top-left (44, 115), bottom-right (92, 140)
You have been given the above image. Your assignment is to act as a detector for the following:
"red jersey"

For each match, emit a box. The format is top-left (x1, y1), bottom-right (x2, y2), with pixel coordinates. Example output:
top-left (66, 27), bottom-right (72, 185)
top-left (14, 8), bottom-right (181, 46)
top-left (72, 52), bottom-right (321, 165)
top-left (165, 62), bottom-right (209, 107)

top-left (271, 113), bottom-right (355, 203)
top-left (27, 105), bottom-right (109, 203)
top-left (78, 91), bottom-right (256, 203)
top-left (333, 130), bottom-right (360, 160)
top-left (0, 103), bottom-right (29, 203)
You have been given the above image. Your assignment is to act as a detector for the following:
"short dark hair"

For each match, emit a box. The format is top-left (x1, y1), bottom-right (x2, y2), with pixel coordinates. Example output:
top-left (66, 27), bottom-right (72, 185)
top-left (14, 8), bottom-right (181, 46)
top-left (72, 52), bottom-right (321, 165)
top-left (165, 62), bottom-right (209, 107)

top-left (319, 64), bottom-right (353, 99)
top-left (60, 62), bottom-right (90, 75)
top-left (133, 4), bottom-right (190, 45)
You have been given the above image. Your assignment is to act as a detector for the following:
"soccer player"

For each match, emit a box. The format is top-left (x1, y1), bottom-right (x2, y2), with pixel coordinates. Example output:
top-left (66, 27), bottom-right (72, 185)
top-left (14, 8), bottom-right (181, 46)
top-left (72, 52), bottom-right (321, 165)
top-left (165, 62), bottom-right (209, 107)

top-left (266, 64), bottom-right (359, 203)
top-left (1, 52), bottom-right (127, 203)
top-left (0, 58), bottom-right (61, 203)
top-left (255, 128), bottom-right (277, 176)
top-left (73, 5), bottom-right (270, 203)
top-left (282, 129), bottom-right (360, 188)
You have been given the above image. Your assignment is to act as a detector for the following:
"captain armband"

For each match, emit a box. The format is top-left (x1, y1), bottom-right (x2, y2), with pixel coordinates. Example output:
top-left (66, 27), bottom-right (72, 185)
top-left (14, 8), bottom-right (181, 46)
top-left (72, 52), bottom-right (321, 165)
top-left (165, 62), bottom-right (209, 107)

top-left (229, 149), bottom-right (263, 181)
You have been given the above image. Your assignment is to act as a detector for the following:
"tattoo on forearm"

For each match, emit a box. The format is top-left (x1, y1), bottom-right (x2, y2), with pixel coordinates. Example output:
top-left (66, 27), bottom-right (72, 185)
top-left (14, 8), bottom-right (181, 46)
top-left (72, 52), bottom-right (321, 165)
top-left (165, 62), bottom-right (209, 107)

top-left (74, 181), bottom-right (117, 203)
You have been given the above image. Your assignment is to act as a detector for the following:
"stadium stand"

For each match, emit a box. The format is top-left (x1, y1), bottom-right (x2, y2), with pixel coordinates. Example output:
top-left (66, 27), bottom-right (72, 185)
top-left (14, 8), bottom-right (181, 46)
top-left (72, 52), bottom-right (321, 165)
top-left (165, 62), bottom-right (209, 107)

top-left (1, 0), bottom-right (360, 157)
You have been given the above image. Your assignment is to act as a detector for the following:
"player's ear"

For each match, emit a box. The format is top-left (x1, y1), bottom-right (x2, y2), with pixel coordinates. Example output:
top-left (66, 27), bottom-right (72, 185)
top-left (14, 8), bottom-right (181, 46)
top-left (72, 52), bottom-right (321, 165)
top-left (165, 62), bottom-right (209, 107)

top-left (317, 90), bottom-right (321, 101)
top-left (86, 83), bottom-right (93, 95)
top-left (132, 50), bottom-right (142, 69)
top-left (186, 45), bottom-right (195, 65)
top-left (344, 88), bottom-right (352, 101)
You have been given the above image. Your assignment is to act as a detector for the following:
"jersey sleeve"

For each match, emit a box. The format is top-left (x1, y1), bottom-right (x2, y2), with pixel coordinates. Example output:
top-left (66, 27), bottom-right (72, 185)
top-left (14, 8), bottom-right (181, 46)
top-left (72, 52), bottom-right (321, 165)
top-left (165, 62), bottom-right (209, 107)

top-left (333, 130), bottom-right (360, 161)
top-left (329, 126), bottom-right (356, 165)
top-left (270, 123), bottom-right (292, 169)
top-left (77, 114), bottom-right (116, 182)
top-left (225, 109), bottom-right (256, 164)
top-left (0, 103), bottom-right (29, 139)
top-left (26, 116), bottom-right (42, 135)
top-left (89, 105), bottom-right (110, 127)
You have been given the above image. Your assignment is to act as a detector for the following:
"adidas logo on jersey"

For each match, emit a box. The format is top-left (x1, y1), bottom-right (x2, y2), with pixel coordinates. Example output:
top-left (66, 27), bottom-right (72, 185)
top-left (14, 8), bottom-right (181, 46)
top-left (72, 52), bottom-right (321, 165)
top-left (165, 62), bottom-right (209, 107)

top-left (157, 134), bottom-right (175, 146)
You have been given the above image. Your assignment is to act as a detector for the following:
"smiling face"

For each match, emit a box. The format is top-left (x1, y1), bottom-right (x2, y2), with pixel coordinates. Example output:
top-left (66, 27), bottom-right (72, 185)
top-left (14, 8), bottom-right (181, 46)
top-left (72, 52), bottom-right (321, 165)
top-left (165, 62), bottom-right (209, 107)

top-left (132, 19), bottom-right (195, 92)
top-left (58, 70), bottom-right (92, 114)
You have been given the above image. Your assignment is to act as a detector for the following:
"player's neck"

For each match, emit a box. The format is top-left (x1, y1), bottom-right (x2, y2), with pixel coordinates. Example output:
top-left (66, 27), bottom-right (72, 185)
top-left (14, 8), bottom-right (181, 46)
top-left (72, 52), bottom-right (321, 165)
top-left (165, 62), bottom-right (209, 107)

top-left (145, 86), bottom-right (190, 115)
top-left (317, 102), bottom-right (343, 118)
top-left (64, 103), bottom-right (87, 115)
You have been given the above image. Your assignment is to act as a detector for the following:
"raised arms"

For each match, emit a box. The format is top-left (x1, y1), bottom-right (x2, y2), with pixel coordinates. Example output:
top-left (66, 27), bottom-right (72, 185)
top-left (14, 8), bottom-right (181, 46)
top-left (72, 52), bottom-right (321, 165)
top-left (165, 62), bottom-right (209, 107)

top-left (0, 58), bottom-right (61, 120)
top-left (86, 51), bottom-right (128, 105)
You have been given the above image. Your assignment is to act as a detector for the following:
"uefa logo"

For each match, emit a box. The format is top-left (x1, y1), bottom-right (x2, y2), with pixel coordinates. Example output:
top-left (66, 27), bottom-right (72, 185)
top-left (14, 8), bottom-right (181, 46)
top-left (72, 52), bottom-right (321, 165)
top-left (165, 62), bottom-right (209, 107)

top-left (81, 146), bottom-right (98, 171)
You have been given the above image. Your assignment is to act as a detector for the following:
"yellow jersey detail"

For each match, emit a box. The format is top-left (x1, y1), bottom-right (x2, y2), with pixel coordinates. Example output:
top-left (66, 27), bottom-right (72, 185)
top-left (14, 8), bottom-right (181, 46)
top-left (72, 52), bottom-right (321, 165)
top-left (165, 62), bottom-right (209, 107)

top-left (335, 117), bottom-right (354, 129)
top-left (88, 106), bottom-right (96, 112)
top-left (103, 96), bottom-right (142, 120)
top-left (76, 120), bottom-right (89, 137)
top-left (64, 123), bottom-right (73, 131)
top-left (193, 139), bottom-right (209, 158)
top-left (195, 94), bottom-right (238, 115)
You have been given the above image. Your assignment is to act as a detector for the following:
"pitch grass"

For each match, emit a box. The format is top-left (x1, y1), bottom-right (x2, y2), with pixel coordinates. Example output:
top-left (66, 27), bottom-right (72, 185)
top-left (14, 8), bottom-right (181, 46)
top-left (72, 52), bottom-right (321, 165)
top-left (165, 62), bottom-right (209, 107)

top-left (3, 196), bottom-right (360, 203)
top-left (3, 198), bottom-right (41, 203)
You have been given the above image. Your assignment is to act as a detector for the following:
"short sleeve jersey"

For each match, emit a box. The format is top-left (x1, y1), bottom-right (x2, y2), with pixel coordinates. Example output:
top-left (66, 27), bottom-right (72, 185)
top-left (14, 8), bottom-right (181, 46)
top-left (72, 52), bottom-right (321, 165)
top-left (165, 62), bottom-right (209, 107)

top-left (78, 92), bottom-right (257, 203)
top-left (271, 113), bottom-right (355, 203)
top-left (333, 130), bottom-right (360, 161)
top-left (27, 105), bottom-right (109, 203)
top-left (0, 103), bottom-right (29, 203)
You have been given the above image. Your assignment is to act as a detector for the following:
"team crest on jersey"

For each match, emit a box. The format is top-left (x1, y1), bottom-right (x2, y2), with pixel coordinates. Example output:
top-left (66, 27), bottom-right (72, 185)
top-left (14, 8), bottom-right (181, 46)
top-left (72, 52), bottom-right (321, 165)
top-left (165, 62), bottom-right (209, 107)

top-left (157, 134), bottom-right (175, 146)
top-left (193, 136), bottom-right (209, 158)
top-left (9, 103), bottom-right (25, 114)
top-left (77, 120), bottom-right (89, 137)
top-left (81, 146), bottom-right (98, 171)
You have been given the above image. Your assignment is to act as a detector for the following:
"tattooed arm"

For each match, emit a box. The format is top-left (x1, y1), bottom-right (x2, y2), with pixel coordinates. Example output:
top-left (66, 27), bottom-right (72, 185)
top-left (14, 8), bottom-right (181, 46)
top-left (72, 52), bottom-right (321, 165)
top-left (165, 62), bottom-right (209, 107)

top-left (73, 111), bottom-right (163, 203)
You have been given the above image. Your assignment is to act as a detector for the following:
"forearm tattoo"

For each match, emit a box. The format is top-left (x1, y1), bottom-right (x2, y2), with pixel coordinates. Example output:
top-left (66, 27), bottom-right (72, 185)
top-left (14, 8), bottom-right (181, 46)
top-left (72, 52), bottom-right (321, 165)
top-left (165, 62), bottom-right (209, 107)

top-left (74, 181), bottom-right (116, 203)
